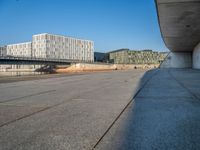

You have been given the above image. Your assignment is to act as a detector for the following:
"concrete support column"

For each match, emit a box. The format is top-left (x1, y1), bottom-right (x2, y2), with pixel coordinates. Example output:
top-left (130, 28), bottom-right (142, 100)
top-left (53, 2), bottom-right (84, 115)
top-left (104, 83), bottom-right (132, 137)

top-left (193, 42), bottom-right (200, 69)
top-left (160, 52), bottom-right (192, 68)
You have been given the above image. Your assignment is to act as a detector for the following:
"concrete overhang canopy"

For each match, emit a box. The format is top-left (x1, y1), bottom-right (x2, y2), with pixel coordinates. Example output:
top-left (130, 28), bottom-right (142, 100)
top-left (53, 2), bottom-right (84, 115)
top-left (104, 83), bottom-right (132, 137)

top-left (155, 0), bottom-right (200, 52)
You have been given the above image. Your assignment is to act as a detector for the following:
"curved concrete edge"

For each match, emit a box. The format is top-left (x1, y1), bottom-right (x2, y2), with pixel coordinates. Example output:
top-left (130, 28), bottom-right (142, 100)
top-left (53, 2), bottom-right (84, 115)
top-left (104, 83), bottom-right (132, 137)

top-left (154, 0), bottom-right (170, 52)
top-left (155, 0), bottom-right (200, 52)
top-left (155, 0), bottom-right (200, 69)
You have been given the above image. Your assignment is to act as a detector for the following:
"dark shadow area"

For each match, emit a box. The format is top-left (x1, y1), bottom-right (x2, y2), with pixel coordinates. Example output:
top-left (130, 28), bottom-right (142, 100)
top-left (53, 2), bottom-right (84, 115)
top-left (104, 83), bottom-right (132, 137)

top-left (97, 69), bottom-right (200, 150)
top-left (35, 65), bottom-right (57, 73)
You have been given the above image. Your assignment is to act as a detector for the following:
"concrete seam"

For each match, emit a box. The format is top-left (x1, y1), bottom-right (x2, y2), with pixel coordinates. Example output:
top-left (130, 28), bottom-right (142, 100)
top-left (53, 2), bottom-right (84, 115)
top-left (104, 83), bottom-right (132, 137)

top-left (0, 76), bottom-right (131, 128)
top-left (92, 69), bottom-right (159, 149)
top-left (159, 52), bottom-right (171, 68)
top-left (168, 69), bottom-right (200, 101)
top-left (0, 90), bottom-right (56, 104)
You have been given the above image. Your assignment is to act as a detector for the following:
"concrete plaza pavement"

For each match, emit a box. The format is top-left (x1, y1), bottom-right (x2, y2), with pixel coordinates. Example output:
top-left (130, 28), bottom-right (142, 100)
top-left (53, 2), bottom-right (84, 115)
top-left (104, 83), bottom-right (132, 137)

top-left (0, 69), bottom-right (148, 150)
top-left (96, 69), bottom-right (200, 150)
top-left (1, 69), bottom-right (200, 150)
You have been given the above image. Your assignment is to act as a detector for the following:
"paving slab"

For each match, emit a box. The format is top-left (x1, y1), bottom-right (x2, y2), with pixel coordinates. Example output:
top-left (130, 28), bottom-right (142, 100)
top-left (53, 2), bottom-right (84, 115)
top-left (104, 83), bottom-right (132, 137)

top-left (96, 69), bottom-right (200, 150)
top-left (0, 70), bottom-right (147, 150)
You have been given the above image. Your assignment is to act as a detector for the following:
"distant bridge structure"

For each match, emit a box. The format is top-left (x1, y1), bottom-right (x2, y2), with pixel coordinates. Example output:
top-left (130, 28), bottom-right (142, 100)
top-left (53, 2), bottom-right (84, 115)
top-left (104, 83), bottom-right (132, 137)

top-left (0, 56), bottom-right (85, 65)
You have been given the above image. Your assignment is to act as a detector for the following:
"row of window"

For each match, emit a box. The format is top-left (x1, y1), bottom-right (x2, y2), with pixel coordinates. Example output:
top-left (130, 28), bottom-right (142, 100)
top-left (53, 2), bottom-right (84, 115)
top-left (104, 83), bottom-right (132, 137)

top-left (33, 34), bottom-right (93, 45)
top-left (7, 44), bottom-right (31, 49)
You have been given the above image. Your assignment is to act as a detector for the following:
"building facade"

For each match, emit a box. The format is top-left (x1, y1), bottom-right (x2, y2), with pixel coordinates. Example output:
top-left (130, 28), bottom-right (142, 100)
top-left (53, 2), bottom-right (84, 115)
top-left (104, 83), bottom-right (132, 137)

top-left (5, 33), bottom-right (94, 62)
top-left (109, 49), bottom-right (168, 64)
top-left (0, 46), bottom-right (7, 56)
top-left (32, 33), bottom-right (94, 62)
top-left (109, 49), bottom-right (129, 64)
top-left (7, 42), bottom-right (32, 57)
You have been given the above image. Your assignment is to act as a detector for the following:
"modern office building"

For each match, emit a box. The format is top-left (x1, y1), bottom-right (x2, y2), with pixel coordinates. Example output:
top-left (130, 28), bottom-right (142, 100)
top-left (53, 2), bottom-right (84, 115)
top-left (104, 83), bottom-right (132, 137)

top-left (5, 33), bottom-right (94, 62)
top-left (32, 33), bottom-right (94, 62)
top-left (0, 46), bottom-right (7, 56)
top-left (7, 42), bottom-right (32, 57)
top-left (108, 49), bottom-right (168, 64)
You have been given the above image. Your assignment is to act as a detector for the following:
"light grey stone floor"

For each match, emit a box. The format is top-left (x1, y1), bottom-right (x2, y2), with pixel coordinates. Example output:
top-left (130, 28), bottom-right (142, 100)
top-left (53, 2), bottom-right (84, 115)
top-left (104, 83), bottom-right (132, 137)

top-left (0, 70), bottom-right (147, 150)
top-left (96, 69), bottom-right (200, 150)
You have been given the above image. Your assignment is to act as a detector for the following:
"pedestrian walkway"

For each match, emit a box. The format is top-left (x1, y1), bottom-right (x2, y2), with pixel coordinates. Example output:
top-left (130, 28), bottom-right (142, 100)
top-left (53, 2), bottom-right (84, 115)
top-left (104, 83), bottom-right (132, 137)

top-left (96, 69), bottom-right (200, 150)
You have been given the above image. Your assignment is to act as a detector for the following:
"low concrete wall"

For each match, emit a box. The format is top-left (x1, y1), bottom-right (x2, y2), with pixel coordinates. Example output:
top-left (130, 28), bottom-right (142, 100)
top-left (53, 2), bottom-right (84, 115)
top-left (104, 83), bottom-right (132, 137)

top-left (56, 63), bottom-right (160, 73)
top-left (115, 64), bottom-right (159, 69)
top-left (56, 63), bottom-right (117, 73)
top-left (193, 42), bottom-right (200, 69)
top-left (4, 69), bottom-right (36, 72)
top-left (160, 52), bottom-right (192, 68)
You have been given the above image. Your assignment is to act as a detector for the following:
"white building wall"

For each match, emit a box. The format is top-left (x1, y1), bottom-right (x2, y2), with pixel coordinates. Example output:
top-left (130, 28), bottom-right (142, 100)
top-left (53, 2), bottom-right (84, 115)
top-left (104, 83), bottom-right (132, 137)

top-left (5, 33), bottom-right (94, 62)
top-left (32, 33), bottom-right (94, 62)
top-left (32, 34), bottom-right (47, 58)
top-left (7, 42), bottom-right (32, 57)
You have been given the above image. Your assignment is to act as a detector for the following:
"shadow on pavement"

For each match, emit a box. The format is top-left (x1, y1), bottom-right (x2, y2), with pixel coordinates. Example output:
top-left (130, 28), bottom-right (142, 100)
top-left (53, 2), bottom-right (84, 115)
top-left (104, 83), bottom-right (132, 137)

top-left (97, 69), bottom-right (200, 150)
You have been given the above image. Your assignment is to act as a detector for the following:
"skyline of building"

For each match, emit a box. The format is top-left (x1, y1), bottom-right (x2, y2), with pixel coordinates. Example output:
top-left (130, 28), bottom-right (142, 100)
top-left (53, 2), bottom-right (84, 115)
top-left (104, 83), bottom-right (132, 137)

top-left (7, 42), bottom-right (32, 58)
top-left (5, 33), bottom-right (94, 62)
top-left (1, 34), bottom-right (168, 65)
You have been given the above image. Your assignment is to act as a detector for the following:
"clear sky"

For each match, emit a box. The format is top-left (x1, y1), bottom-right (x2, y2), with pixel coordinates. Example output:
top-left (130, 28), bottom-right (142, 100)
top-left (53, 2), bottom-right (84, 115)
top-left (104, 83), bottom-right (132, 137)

top-left (0, 0), bottom-right (168, 52)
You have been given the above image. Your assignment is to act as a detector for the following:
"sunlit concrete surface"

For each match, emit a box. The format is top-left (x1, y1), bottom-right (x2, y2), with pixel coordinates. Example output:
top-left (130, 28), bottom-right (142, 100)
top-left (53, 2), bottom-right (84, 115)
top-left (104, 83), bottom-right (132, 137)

top-left (0, 70), bottom-right (147, 150)
top-left (96, 69), bottom-right (200, 150)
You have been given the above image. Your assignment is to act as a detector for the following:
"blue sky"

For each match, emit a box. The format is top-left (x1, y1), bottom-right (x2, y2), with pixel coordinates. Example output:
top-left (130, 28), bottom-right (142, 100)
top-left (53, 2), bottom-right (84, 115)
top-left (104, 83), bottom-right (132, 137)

top-left (0, 0), bottom-right (168, 52)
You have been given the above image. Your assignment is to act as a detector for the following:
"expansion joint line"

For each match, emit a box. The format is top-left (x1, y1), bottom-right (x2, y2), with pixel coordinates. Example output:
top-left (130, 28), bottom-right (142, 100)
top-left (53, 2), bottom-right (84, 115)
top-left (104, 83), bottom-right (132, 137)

top-left (0, 77), bottom-right (122, 128)
top-left (0, 90), bottom-right (56, 104)
top-left (168, 69), bottom-right (200, 101)
top-left (92, 69), bottom-right (159, 149)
